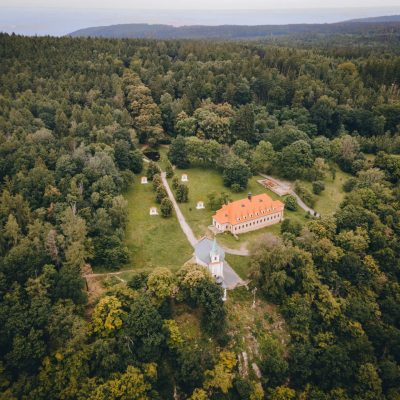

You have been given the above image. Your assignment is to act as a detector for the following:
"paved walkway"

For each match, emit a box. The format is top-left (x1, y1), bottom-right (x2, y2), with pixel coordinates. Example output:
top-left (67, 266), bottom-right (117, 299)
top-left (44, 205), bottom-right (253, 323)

top-left (259, 173), bottom-right (320, 217)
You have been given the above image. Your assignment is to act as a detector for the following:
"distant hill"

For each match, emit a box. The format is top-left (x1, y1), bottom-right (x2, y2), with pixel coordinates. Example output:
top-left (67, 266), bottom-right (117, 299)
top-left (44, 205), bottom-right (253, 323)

top-left (349, 14), bottom-right (400, 23)
top-left (68, 19), bottom-right (400, 40)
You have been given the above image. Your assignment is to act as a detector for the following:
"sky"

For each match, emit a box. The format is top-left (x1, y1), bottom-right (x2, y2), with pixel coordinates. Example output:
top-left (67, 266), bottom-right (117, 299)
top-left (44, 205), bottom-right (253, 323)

top-left (3, 0), bottom-right (400, 9)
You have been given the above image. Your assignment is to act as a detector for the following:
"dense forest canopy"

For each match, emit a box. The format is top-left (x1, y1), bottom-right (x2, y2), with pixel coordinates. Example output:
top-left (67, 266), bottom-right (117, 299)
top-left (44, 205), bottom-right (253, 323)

top-left (0, 32), bottom-right (400, 399)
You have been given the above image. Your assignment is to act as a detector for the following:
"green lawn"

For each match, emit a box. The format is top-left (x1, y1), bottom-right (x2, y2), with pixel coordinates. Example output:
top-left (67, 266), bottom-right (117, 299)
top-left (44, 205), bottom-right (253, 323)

top-left (124, 177), bottom-right (193, 272)
top-left (225, 254), bottom-right (251, 280)
top-left (170, 167), bottom-right (309, 249)
top-left (157, 145), bottom-right (170, 171)
top-left (298, 168), bottom-right (351, 216)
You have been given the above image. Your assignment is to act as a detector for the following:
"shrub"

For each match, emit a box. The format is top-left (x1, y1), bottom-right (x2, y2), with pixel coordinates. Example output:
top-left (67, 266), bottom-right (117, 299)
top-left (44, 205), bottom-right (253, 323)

top-left (312, 180), bottom-right (325, 195)
top-left (284, 195), bottom-right (298, 211)
top-left (231, 183), bottom-right (243, 192)
top-left (281, 218), bottom-right (302, 236)
top-left (165, 161), bottom-right (174, 178)
top-left (156, 185), bottom-right (167, 203)
top-left (160, 198), bottom-right (173, 218)
top-left (172, 176), bottom-right (179, 190)
top-left (152, 174), bottom-right (162, 191)
top-left (343, 178), bottom-right (358, 192)
top-left (146, 161), bottom-right (160, 181)
top-left (176, 184), bottom-right (189, 203)
top-left (128, 272), bottom-right (149, 290)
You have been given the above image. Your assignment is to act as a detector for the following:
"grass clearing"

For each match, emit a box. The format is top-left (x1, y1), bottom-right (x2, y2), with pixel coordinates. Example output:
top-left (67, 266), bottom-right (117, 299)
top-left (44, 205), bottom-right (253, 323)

top-left (171, 167), bottom-right (309, 249)
top-left (225, 254), bottom-right (251, 280)
top-left (124, 176), bottom-right (193, 272)
top-left (299, 167), bottom-right (351, 216)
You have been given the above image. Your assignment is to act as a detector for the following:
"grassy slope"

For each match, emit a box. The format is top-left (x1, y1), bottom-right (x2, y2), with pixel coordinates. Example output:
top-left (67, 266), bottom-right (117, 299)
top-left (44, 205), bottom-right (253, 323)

top-left (124, 176), bottom-right (193, 273)
top-left (225, 254), bottom-right (251, 279)
top-left (299, 168), bottom-right (351, 216)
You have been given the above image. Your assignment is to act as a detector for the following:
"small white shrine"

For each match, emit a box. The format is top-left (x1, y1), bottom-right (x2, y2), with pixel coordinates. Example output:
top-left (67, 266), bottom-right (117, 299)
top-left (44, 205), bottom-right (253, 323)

top-left (196, 201), bottom-right (205, 210)
top-left (149, 207), bottom-right (158, 215)
top-left (141, 176), bottom-right (148, 184)
top-left (181, 174), bottom-right (188, 182)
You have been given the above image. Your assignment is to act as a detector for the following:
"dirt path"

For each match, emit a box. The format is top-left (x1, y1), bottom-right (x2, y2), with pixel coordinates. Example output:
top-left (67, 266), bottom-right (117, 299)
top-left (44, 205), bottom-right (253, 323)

top-left (84, 269), bottom-right (136, 279)
top-left (222, 246), bottom-right (250, 256)
top-left (259, 173), bottom-right (320, 217)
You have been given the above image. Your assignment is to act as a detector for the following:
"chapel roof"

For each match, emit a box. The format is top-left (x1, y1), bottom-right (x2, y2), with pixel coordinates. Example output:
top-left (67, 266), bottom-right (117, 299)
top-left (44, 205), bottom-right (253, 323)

top-left (194, 237), bottom-right (225, 265)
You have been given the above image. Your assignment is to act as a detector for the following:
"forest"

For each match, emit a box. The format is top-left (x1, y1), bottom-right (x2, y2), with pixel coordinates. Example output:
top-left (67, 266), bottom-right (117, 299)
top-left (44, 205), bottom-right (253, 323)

top-left (68, 19), bottom-right (400, 40)
top-left (0, 31), bottom-right (400, 399)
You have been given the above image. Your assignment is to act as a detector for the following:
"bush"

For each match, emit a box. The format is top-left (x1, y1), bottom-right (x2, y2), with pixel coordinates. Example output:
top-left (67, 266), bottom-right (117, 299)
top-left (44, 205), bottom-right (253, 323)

top-left (294, 181), bottom-right (316, 208)
top-left (343, 178), bottom-right (358, 192)
top-left (312, 180), bottom-right (325, 195)
top-left (156, 185), bottom-right (167, 203)
top-left (172, 176), bottom-right (179, 190)
top-left (284, 195), bottom-right (298, 211)
top-left (281, 218), bottom-right (302, 236)
top-left (160, 198), bottom-right (173, 217)
top-left (231, 183), bottom-right (243, 193)
top-left (165, 160), bottom-right (174, 178)
top-left (146, 161), bottom-right (160, 181)
top-left (152, 174), bottom-right (162, 191)
top-left (176, 183), bottom-right (189, 203)
top-left (128, 272), bottom-right (149, 290)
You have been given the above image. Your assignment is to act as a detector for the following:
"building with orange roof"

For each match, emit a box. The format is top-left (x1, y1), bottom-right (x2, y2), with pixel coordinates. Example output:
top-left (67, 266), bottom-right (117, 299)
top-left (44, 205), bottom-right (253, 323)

top-left (212, 193), bottom-right (284, 234)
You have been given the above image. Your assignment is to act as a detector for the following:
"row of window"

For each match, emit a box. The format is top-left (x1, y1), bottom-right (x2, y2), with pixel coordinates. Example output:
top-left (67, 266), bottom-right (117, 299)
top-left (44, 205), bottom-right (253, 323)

top-left (233, 214), bottom-right (280, 232)
top-left (236, 208), bottom-right (277, 222)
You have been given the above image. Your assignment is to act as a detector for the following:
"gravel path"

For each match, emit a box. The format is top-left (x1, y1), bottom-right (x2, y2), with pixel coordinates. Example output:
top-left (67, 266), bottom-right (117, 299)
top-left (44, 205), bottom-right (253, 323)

top-left (259, 173), bottom-right (320, 217)
top-left (161, 172), bottom-right (198, 247)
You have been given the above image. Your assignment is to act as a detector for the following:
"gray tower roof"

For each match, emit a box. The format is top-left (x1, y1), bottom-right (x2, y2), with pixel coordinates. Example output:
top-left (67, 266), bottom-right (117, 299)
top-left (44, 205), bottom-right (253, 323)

top-left (194, 237), bottom-right (225, 265)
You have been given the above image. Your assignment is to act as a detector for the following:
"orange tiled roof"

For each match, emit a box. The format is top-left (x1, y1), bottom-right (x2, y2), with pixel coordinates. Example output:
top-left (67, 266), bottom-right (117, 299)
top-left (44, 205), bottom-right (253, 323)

top-left (213, 193), bottom-right (284, 226)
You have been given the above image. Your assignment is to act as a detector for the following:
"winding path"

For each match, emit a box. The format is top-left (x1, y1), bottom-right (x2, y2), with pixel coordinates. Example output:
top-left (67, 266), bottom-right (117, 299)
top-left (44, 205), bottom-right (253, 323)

top-left (259, 173), bottom-right (320, 217)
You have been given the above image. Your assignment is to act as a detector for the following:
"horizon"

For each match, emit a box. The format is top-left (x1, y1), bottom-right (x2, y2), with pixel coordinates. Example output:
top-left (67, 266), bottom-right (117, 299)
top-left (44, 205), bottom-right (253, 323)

top-left (1, 6), bottom-right (400, 36)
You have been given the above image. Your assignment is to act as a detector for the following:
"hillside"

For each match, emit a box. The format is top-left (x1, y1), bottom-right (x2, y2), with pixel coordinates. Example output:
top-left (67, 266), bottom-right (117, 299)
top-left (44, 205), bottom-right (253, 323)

top-left (69, 19), bottom-right (400, 40)
top-left (349, 14), bottom-right (400, 22)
